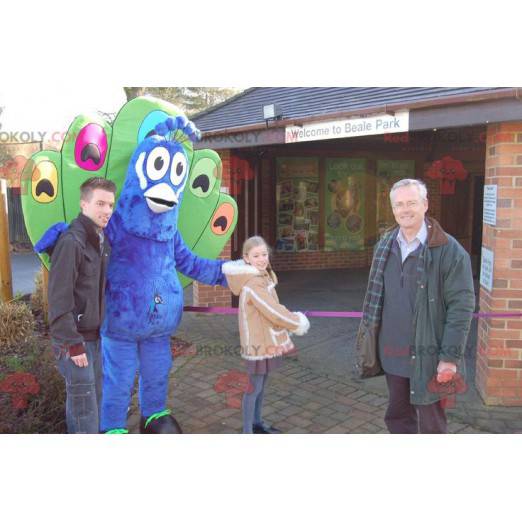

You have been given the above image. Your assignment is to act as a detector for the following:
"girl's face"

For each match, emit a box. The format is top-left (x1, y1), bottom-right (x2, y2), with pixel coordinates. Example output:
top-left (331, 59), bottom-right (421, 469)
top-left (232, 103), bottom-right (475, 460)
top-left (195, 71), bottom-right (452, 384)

top-left (244, 244), bottom-right (269, 271)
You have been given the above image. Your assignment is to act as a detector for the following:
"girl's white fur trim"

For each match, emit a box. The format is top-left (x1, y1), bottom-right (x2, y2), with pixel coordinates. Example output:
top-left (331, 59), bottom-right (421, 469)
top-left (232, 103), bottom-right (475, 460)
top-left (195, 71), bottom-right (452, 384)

top-left (294, 312), bottom-right (310, 336)
top-left (222, 259), bottom-right (259, 276)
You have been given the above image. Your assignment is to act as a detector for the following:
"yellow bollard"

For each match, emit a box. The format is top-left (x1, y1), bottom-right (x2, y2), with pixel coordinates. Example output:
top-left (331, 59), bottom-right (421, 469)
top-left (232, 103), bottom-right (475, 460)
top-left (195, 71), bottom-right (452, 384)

top-left (0, 187), bottom-right (13, 302)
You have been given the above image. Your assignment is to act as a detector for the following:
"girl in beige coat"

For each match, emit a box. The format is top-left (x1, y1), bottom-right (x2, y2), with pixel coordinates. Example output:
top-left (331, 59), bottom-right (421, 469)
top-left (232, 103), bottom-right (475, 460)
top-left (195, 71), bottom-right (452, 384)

top-left (222, 236), bottom-right (310, 433)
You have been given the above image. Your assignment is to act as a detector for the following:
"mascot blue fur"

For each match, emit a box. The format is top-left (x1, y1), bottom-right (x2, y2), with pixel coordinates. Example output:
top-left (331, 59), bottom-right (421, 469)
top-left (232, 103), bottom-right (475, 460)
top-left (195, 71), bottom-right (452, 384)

top-left (101, 116), bottom-right (227, 434)
top-left (36, 116), bottom-right (227, 434)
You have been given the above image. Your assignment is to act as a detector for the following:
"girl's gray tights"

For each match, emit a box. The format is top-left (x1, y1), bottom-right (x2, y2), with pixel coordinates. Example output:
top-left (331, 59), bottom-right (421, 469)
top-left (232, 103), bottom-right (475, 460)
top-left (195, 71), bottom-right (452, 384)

top-left (242, 373), bottom-right (268, 433)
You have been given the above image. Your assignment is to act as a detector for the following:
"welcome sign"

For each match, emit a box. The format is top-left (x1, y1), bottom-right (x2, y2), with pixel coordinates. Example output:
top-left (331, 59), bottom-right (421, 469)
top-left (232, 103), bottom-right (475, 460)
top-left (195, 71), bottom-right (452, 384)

top-left (285, 111), bottom-right (409, 143)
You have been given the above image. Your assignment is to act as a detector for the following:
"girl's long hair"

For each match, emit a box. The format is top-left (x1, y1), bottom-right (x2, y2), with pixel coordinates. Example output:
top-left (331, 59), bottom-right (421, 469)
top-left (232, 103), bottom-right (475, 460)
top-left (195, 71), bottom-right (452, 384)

top-left (242, 236), bottom-right (276, 281)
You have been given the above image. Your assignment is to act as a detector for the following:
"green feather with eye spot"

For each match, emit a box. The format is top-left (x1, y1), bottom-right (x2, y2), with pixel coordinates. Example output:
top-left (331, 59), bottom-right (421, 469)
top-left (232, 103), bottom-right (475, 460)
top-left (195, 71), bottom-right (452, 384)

top-left (178, 149), bottom-right (222, 245)
top-left (21, 151), bottom-right (64, 270)
top-left (178, 149), bottom-right (238, 287)
top-left (60, 114), bottom-right (113, 221)
top-left (21, 96), bottom-right (237, 287)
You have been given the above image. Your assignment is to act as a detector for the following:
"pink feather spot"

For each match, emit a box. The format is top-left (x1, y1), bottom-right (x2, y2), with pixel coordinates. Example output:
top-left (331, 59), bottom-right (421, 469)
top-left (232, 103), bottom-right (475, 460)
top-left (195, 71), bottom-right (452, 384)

top-left (74, 123), bottom-right (108, 171)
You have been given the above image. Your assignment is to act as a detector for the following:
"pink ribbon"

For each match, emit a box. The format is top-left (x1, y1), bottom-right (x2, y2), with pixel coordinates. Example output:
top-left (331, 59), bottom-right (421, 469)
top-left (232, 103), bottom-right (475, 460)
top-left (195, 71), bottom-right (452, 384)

top-left (183, 306), bottom-right (521, 319)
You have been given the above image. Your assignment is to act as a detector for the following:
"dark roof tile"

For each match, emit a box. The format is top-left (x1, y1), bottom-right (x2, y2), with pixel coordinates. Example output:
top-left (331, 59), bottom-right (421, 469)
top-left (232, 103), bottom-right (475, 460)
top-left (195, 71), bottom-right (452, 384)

top-left (193, 87), bottom-right (508, 132)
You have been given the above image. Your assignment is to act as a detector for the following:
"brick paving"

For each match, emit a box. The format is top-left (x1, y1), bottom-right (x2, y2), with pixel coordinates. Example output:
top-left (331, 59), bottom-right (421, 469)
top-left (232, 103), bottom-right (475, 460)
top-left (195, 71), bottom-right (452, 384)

top-left (127, 312), bottom-right (493, 434)
top-left (12, 252), bottom-right (521, 434)
top-left (126, 269), bottom-right (522, 434)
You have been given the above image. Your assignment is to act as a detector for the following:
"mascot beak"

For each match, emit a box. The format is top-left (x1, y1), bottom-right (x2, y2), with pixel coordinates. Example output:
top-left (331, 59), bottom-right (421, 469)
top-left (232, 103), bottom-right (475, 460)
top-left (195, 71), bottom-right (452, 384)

top-left (144, 183), bottom-right (178, 214)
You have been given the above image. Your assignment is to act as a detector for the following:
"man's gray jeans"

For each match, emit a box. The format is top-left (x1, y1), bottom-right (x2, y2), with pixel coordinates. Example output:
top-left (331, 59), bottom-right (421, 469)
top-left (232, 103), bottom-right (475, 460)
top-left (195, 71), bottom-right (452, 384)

top-left (53, 340), bottom-right (102, 434)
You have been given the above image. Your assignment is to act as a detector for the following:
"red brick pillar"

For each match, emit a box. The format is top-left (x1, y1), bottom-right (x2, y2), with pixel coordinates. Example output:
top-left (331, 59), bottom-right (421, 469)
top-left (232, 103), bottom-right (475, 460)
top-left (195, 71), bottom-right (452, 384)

top-left (476, 123), bottom-right (522, 406)
top-left (193, 149), bottom-right (233, 307)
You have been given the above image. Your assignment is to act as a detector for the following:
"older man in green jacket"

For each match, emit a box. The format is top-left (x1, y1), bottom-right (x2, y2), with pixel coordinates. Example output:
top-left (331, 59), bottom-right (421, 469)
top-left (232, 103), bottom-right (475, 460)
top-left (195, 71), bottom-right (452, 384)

top-left (355, 178), bottom-right (475, 433)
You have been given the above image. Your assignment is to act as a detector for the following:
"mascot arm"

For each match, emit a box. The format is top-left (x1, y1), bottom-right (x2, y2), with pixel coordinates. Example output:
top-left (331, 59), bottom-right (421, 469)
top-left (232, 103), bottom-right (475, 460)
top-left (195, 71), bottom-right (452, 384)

top-left (34, 222), bottom-right (69, 254)
top-left (173, 231), bottom-right (228, 287)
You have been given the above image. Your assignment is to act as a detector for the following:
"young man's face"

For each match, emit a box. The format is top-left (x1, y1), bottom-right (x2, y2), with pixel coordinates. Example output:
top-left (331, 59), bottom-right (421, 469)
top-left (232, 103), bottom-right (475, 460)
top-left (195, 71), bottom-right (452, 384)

top-left (80, 188), bottom-right (115, 229)
top-left (391, 185), bottom-right (428, 233)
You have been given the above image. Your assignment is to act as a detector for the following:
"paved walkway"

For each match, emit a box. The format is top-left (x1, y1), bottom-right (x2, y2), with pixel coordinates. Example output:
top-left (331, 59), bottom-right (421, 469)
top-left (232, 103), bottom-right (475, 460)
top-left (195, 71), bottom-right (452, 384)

top-left (127, 312), bottom-right (488, 434)
top-left (126, 269), bottom-right (522, 434)
top-left (9, 255), bottom-right (520, 433)
top-left (10, 252), bottom-right (41, 296)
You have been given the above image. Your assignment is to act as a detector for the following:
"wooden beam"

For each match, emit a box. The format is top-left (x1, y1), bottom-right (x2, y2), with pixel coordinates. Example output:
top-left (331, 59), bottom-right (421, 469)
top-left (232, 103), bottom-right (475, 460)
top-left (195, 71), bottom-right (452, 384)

top-left (0, 185), bottom-right (13, 302)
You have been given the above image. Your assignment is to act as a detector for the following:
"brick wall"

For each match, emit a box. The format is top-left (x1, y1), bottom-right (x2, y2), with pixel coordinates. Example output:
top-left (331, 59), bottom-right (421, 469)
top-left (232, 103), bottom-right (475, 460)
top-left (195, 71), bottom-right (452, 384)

top-left (273, 248), bottom-right (373, 271)
top-left (476, 123), bottom-right (522, 406)
top-left (193, 239), bottom-right (232, 306)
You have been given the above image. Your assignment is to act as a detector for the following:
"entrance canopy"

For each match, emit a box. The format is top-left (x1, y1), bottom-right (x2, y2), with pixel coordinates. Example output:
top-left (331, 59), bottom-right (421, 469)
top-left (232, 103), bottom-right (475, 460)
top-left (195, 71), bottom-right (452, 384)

top-left (193, 87), bottom-right (521, 150)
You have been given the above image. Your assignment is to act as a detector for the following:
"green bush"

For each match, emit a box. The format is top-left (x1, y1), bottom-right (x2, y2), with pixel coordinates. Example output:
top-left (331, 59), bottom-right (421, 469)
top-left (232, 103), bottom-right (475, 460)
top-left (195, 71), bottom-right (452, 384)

top-left (0, 339), bottom-right (66, 434)
top-left (0, 301), bottom-right (65, 433)
top-left (0, 300), bottom-right (36, 350)
top-left (30, 270), bottom-right (45, 315)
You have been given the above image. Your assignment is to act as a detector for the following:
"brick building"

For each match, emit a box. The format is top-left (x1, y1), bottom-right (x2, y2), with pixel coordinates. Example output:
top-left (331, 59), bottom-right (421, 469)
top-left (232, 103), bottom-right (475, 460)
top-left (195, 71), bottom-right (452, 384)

top-left (191, 87), bottom-right (522, 407)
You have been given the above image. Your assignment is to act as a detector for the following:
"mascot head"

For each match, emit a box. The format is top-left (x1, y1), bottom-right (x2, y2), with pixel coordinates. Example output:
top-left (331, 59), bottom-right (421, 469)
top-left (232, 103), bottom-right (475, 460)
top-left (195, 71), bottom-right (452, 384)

top-left (116, 115), bottom-right (201, 241)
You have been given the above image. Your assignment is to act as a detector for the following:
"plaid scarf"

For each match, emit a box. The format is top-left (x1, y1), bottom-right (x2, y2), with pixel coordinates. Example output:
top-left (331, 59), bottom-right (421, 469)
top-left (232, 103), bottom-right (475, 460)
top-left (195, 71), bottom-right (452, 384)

top-left (362, 226), bottom-right (427, 325)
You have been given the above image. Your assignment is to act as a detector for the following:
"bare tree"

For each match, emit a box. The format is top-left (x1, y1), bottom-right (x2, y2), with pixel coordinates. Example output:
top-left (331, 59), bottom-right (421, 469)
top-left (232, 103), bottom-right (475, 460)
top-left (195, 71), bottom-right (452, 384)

top-left (123, 87), bottom-right (147, 100)
top-left (123, 87), bottom-right (241, 116)
top-left (0, 107), bottom-right (11, 164)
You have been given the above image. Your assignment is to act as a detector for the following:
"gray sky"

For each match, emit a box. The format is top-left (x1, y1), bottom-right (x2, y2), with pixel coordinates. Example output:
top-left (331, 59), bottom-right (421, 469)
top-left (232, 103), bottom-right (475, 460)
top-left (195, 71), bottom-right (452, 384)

top-left (0, 86), bottom-right (126, 134)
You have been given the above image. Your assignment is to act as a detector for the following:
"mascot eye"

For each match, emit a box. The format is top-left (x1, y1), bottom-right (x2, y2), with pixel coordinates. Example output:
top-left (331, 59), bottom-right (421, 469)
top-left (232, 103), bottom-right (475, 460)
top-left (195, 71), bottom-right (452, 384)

top-left (170, 152), bottom-right (187, 186)
top-left (146, 147), bottom-right (170, 181)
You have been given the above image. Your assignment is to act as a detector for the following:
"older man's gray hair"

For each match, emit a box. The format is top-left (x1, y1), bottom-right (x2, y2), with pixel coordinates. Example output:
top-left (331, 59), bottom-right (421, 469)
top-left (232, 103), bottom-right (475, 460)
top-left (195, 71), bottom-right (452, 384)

top-left (389, 178), bottom-right (428, 204)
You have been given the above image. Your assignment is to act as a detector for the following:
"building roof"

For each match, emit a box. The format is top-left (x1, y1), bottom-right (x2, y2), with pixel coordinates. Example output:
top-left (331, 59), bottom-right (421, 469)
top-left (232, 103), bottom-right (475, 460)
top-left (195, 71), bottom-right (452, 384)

top-left (193, 87), bottom-right (512, 133)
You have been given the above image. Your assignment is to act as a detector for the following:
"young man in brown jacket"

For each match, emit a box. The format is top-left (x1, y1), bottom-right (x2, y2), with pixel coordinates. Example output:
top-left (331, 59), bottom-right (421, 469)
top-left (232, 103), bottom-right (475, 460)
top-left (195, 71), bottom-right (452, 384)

top-left (47, 177), bottom-right (116, 433)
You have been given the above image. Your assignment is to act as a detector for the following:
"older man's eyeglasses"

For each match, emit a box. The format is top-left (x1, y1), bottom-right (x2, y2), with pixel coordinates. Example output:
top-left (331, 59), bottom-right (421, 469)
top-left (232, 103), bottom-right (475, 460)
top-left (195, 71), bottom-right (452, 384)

top-left (392, 200), bottom-right (421, 210)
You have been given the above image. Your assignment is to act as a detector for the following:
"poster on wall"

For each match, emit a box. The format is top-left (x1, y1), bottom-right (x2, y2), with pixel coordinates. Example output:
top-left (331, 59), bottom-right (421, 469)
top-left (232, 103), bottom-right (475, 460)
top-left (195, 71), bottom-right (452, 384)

top-left (324, 158), bottom-right (366, 251)
top-left (376, 160), bottom-right (415, 236)
top-left (480, 246), bottom-right (494, 292)
top-left (275, 157), bottom-right (319, 252)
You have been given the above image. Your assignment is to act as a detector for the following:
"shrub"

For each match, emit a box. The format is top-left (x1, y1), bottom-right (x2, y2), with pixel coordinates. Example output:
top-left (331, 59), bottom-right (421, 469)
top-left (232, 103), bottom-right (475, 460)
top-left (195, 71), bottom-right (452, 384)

top-left (0, 300), bottom-right (36, 350)
top-left (30, 270), bottom-right (45, 314)
top-left (0, 299), bottom-right (66, 433)
top-left (0, 340), bottom-right (66, 434)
